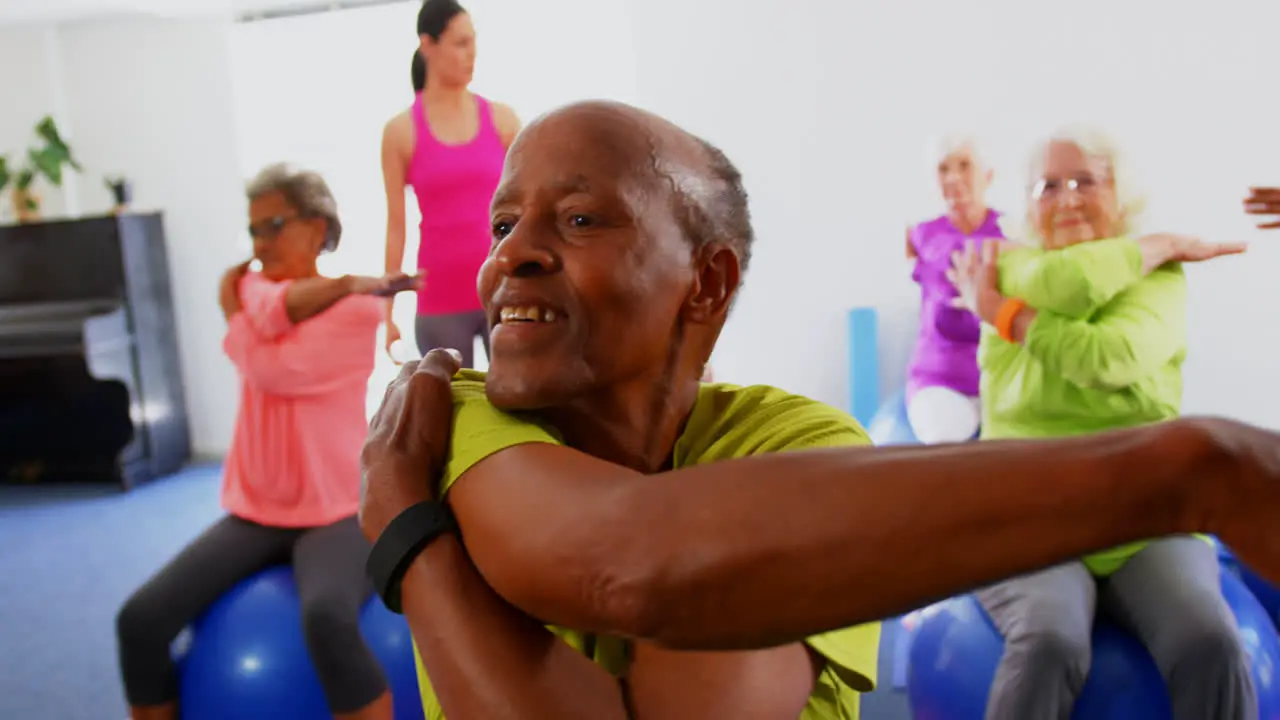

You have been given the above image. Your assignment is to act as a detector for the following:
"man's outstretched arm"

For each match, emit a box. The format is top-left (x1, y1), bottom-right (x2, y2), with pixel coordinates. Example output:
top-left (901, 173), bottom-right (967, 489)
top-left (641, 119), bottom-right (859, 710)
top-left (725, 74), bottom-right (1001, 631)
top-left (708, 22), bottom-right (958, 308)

top-left (447, 420), bottom-right (1216, 650)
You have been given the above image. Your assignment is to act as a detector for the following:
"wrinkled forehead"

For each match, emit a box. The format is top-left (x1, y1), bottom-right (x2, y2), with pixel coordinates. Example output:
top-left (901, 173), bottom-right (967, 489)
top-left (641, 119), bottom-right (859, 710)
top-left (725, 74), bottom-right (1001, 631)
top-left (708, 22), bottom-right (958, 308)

top-left (249, 190), bottom-right (291, 219)
top-left (1036, 140), bottom-right (1107, 178)
top-left (494, 107), bottom-right (669, 206)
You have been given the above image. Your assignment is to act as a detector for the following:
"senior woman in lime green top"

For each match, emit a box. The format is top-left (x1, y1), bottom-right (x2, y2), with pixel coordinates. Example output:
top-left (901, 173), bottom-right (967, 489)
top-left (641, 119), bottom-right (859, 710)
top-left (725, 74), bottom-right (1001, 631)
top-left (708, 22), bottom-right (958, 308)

top-left (950, 130), bottom-right (1255, 720)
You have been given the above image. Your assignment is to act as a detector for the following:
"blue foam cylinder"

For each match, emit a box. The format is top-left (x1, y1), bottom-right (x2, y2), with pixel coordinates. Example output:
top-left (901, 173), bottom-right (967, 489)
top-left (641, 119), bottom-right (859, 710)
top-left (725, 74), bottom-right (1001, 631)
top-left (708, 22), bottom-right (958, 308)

top-left (847, 307), bottom-right (880, 427)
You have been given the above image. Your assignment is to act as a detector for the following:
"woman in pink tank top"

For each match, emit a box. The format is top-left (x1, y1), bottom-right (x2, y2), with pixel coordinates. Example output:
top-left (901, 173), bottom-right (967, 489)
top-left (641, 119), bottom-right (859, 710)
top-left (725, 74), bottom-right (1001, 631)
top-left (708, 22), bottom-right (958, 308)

top-left (380, 0), bottom-right (522, 368)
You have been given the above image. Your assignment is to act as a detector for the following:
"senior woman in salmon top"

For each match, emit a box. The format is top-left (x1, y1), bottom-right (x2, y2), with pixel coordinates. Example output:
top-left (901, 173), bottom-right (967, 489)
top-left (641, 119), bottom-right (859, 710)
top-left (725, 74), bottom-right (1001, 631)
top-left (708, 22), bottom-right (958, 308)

top-left (116, 164), bottom-right (419, 720)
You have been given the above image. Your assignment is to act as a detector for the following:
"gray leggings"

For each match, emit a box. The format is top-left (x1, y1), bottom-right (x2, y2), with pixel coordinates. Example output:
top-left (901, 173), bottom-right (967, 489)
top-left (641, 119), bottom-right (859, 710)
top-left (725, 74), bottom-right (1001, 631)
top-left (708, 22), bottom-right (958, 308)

top-left (976, 536), bottom-right (1255, 720)
top-left (415, 310), bottom-right (489, 369)
top-left (115, 515), bottom-right (385, 713)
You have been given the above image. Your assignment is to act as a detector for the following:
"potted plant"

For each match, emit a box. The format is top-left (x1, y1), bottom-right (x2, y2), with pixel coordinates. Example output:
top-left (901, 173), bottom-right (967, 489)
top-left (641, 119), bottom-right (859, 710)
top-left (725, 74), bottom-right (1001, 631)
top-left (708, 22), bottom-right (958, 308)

top-left (0, 116), bottom-right (81, 223)
top-left (104, 175), bottom-right (132, 214)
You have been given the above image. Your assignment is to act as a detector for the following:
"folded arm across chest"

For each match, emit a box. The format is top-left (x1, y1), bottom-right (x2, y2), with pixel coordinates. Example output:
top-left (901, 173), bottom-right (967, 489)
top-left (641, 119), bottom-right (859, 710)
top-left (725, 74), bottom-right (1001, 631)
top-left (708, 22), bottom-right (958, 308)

top-left (224, 276), bottom-right (378, 396)
top-left (998, 237), bottom-right (1145, 319)
top-left (1010, 267), bottom-right (1186, 391)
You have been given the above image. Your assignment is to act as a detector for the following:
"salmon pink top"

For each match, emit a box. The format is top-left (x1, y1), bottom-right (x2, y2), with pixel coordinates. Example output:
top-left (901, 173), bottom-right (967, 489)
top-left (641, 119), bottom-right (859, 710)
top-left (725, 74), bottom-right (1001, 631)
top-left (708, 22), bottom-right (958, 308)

top-left (221, 272), bottom-right (382, 528)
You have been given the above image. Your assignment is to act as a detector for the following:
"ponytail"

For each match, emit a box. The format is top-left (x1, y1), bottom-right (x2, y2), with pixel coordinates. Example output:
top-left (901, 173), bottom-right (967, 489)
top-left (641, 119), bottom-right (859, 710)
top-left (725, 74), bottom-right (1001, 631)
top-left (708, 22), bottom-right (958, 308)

top-left (411, 50), bottom-right (426, 93)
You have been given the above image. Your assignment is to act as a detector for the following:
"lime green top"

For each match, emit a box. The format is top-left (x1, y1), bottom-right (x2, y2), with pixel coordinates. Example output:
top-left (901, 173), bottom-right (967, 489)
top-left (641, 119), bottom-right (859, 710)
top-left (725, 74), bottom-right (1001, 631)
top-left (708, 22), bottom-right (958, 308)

top-left (981, 237), bottom-right (1195, 575)
top-left (416, 371), bottom-right (882, 719)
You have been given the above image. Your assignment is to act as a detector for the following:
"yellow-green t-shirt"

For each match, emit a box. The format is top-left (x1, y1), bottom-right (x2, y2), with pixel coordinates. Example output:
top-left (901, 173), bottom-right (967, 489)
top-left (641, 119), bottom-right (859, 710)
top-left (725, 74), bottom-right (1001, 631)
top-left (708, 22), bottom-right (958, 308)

top-left (415, 370), bottom-right (881, 720)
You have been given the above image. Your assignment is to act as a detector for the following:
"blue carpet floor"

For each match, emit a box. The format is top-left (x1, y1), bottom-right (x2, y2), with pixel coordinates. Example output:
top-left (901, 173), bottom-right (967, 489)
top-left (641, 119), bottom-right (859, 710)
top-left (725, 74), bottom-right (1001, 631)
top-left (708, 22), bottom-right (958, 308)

top-left (0, 465), bottom-right (910, 720)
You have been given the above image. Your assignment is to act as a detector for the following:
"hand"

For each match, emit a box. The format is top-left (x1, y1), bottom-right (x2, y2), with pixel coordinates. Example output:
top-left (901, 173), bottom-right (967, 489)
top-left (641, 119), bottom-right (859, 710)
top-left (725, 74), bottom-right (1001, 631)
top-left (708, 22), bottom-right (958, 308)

top-left (349, 271), bottom-right (425, 297)
top-left (1136, 233), bottom-right (1247, 273)
top-left (359, 347), bottom-right (463, 542)
top-left (385, 320), bottom-right (403, 361)
top-left (1245, 187), bottom-right (1280, 229)
top-left (946, 239), bottom-right (1004, 323)
top-left (218, 260), bottom-right (252, 320)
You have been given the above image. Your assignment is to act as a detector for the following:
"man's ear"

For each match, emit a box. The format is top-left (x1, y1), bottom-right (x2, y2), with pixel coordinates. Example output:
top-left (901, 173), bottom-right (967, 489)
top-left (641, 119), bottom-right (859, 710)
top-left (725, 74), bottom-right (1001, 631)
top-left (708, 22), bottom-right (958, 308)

top-left (685, 242), bottom-right (740, 325)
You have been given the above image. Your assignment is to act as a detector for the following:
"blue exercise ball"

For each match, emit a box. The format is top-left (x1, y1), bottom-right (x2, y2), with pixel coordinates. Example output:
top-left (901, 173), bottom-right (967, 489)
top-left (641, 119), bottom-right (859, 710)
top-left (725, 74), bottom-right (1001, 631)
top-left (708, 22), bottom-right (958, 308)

top-left (177, 566), bottom-right (422, 720)
top-left (1218, 539), bottom-right (1280, 629)
top-left (906, 568), bottom-right (1280, 719)
top-left (868, 389), bottom-right (919, 446)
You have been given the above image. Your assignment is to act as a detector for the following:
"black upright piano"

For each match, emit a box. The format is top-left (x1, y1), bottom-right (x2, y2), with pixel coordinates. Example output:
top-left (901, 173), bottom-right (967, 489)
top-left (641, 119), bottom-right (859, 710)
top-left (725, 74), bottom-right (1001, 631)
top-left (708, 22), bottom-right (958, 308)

top-left (0, 213), bottom-right (191, 489)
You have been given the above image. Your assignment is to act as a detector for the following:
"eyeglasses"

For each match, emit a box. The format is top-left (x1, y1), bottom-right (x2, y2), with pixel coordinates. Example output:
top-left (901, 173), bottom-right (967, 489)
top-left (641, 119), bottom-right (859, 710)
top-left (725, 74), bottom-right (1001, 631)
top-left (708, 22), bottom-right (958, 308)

top-left (248, 215), bottom-right (305, 241)
top-left (1033, 175), bottom-right (1106, 201)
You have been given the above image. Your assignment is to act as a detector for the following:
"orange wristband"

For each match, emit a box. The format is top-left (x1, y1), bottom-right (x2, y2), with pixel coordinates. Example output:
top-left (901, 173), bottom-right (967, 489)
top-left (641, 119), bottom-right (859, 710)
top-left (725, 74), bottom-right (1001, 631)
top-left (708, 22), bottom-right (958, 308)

top-left (994, 297), bottom-right (1027, 343)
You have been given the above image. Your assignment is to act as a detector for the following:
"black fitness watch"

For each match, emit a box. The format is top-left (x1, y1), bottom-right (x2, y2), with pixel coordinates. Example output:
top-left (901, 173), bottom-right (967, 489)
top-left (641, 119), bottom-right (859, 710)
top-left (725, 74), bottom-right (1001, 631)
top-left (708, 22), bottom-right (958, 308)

top-left (366, 500), bottom-right (457, 614)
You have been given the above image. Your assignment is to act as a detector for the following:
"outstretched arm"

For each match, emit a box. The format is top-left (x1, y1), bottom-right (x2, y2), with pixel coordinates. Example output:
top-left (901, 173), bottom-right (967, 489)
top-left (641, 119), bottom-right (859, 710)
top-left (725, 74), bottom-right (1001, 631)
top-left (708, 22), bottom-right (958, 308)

top-left (223, 297), bottom-right (380, 396)
top-left (996, 237), bottom-right (1150, 319)
top-left (235, 273), bottom-right (359, 340)
top-left (281, 276), bottom-right (360, 325)
top-left (445, 418), bottom-right (1208, 650)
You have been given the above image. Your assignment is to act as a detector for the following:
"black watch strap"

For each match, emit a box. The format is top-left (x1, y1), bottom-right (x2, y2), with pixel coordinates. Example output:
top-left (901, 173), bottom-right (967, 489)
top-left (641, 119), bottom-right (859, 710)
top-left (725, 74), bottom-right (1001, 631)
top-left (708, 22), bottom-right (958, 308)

top-left (366, 500), bottom-right (456, 614)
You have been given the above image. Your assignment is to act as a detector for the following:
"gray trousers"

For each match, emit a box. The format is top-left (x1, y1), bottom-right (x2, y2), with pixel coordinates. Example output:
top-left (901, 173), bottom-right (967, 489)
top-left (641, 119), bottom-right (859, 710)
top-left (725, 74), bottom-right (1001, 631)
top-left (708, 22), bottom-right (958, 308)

top-left (976, 536), bottom-right (1256, 720)
top-left (117, 516), bottom-right (383, 712)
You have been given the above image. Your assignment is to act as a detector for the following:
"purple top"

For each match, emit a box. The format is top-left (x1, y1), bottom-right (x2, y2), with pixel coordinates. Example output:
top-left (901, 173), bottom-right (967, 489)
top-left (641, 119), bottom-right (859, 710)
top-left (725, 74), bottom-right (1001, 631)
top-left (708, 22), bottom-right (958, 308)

top-left (906, 209), bottom-right (1004, 398)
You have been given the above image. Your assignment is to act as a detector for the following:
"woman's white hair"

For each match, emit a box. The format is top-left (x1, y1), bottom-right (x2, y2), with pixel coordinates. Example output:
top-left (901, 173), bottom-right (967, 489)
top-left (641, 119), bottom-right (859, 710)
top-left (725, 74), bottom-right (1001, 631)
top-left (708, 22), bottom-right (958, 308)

top-left (1024, 127), bottom-right (1146, 241)
top-left (926, 133), bottom-right (987, 171)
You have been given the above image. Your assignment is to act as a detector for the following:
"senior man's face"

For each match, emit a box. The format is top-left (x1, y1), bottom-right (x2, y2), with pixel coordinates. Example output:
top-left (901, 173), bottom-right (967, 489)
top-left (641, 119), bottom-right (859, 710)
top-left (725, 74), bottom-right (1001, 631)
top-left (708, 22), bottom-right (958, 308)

top-left (476, 103), bottom-right (699, 410)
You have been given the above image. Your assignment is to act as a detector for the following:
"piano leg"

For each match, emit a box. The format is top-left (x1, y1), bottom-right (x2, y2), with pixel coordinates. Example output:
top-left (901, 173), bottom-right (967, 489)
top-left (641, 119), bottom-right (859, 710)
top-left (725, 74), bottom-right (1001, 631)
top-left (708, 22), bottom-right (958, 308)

top-left (0, 379), bottom-right (134, 484)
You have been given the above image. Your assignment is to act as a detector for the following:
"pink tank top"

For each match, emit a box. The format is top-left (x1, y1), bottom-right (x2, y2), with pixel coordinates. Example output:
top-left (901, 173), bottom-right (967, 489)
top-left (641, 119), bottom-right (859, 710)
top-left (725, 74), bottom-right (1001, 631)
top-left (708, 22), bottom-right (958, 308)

top-left (406, 93), bottom-right (507, 315)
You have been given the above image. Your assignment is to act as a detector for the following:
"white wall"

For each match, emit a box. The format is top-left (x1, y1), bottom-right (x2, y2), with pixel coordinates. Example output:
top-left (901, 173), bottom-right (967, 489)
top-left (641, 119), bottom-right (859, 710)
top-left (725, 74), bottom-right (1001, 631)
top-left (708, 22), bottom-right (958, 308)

top-left (0, 0), bottom-right (1276, 459)
top-left (0, 25), bottom-right (73, 219)
top-left (228, 0), bottom-right (640, 419)
top-left (0, 17), bottom-right (245, 455)
top-left (57, 16), bottom-right (247, 455)
top-left (629, 0), bottom-right (1280, 428)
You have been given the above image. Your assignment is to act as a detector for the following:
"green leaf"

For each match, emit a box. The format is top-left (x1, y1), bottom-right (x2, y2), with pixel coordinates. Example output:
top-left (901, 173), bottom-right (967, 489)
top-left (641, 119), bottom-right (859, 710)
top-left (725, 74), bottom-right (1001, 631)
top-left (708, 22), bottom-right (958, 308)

top-left (35, 116), bottom-right (66, 149)
top-left (23, 195), bottom-right (37, 211)
top-left (28, 148), bottom-right (63, 186)
top-left (33, 116), bottom-right (81, 172)
top-left (0, 157), bottom-right (9, 194)
top-left (15, 168), bottom-right (35, 191)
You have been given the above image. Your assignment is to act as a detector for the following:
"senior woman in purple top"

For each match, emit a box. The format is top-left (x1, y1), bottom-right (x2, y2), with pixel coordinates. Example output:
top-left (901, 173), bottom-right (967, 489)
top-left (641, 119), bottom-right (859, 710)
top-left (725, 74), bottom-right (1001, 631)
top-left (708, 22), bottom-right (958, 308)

top-left (904, 134), bottom-right (1004, 443)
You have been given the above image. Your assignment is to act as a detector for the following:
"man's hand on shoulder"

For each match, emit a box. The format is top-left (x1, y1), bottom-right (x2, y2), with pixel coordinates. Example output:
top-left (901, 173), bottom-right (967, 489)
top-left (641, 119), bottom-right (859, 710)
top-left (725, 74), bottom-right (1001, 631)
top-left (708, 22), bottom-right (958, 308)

top-left (359, 347), bottom-right (462, 542)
